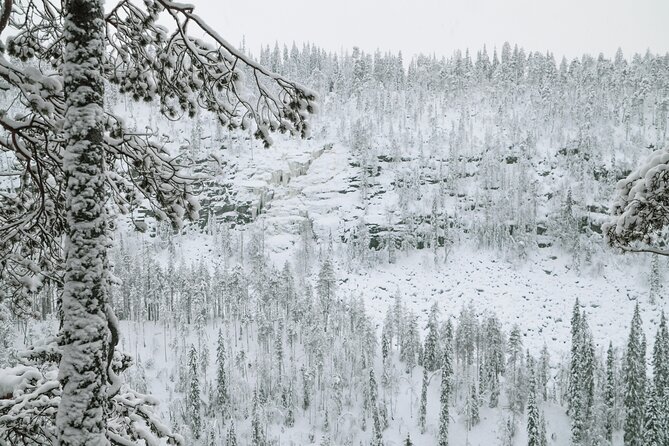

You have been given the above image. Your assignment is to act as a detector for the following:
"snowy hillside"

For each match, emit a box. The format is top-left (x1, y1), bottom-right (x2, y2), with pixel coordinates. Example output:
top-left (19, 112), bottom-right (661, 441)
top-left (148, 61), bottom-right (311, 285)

top-left (104, 43), bottom-right (669, 445)
top-left (2, 35), bottom-right (669, 446)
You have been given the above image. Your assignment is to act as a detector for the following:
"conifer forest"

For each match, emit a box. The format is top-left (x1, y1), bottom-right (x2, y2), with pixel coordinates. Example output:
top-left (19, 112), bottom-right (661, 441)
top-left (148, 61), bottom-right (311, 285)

top-left (0, 0), bottom-right (668, 445)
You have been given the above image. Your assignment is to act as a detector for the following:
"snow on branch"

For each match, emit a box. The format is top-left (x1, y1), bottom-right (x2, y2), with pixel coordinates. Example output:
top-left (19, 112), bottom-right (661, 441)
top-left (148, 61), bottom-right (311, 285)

top-left (604, 146), bottom-right (669, 256)
top-left (105, 0), bottom-right (316, 145)
top-left (0, 342), bottom-right (183, 445)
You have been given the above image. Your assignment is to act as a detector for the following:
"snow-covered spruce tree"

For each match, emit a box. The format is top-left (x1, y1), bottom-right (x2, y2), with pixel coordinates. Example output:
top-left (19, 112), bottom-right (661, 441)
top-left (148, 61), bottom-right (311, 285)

top-left (301, 365), bottom-right (312, 411)
top-left (438, 360), bottom-right (450, 446)
top-left (319, 433), bottom-right (332, 446)
top-left (215, 329), bottom-right (229, 417)
top-left (251, 390), bottom-right (265, 446)
top-left (506, 324), bottom-right (525, 415)
top-left (369, 368), bottom-right (383, 446)
top-left (566, 304), bottom-right (597, 444)
top-left (642, 383), bottom-right (664, 446)
top-left (401, 312), bottom-right (420, 373)
top-left (419, 367), bottom-right (428, 434)
top-left (187, 345), bottom-right (201, 439)
top-left (568, 298), bottom-right (581, 416)
top-left (275, 318), bottom-right (284, 377)
top-left (652, 311), bottom-right (669, 398)
top-left (538, 344), bottom-right (550, 402)
top-left (488, 369), bottom-right (500, 408)
top-left (441, 318), bottom-right (454, 355)
top-left (381, 328), bottom-right (391, 366)
top-left (467, 381), bottom-right (480, 428)
top-left (575, 313), bottom-right (595, 444)
top-left (393, 291), bottom-right (405, 348)
top-left (605, 341), bottom-right (616, 442)
top-left (455, 304), bottom-right (477, 369)
top-left (316, 256), bottom-right (336, 331)
top-left (527, 368), bottom-right (541, 446)
top-left (381, 308), bottom-right (394, 355)
top-left (225, 421), bottom-right (238, 446)
top-left (0, 0), bottom-right (314, 443)
top-left (478, 357), bottom-right (486, 396)
top-left (442, 337), bottom-right (453, 398)
top-left (423, 302), bottom-right (441, 371)
top-left (651, 313), bottom-right (669, 445)
top-left (482, 314), bottom-right (504, 407)
top-left (623, 303), bottom-right (646, 446)
top-left (282, 380), bottom-right (296, 428)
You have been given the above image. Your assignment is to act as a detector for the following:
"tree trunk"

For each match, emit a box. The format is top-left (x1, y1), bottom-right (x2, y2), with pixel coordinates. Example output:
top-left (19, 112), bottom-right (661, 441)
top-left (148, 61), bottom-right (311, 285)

top-left (56, 0), bottom-right (110, 443)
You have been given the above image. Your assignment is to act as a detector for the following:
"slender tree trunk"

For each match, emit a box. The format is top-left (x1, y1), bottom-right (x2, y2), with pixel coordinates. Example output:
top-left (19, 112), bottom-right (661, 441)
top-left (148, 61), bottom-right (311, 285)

top-left (57, 0), bottom-right (110, 443)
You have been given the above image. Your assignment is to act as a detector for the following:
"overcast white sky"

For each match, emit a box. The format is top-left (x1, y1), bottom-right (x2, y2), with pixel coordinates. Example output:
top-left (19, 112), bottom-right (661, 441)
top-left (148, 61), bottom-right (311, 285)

top-left (193, 0), bottom-right (669, 61)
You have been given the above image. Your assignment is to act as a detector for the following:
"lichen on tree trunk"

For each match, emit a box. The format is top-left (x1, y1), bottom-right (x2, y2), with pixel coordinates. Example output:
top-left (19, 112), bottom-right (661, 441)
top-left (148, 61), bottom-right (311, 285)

top-left (57, 0), bottom-right (110, 444)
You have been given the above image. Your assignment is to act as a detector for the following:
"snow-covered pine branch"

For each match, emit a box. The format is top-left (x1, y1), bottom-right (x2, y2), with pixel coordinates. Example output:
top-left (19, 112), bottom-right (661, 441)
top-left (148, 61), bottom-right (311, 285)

top-left (0, 341), bottom-right (184, 445)
top-left (604, 145), bottom-right (669, 256)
